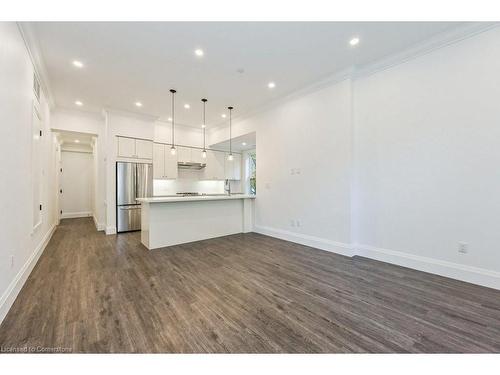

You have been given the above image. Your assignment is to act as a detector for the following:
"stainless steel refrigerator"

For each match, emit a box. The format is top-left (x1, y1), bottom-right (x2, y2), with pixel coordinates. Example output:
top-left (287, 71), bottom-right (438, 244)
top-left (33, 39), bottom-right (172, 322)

top-left (116, 162), bottom-right (153, 233)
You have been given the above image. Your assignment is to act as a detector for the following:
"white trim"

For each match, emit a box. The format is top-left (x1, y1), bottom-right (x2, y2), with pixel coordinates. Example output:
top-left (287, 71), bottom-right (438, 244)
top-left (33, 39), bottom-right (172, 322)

top-left (355, 244), bottom-right (500, 291)
top-left (93, 215), bottom-right (105, 231)
top-left (0, 224), bottom-right (56, 325)
top-left (60, 211), bottom-right (92, 219)
top-left (254, 225), bottom-right (354, 258)
top-left (106, 226), bottom-right (117, 235)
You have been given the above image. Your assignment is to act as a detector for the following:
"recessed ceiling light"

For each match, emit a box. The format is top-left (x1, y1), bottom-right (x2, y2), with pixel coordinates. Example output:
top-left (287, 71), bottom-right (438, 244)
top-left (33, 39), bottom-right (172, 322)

top-left (75, 100), bottom-right (83, 106)
top-left (74, 139), bottom-right (80, 143)
top-left (268, 82), bottom-right (276, 89)
top-left (135, 102), bottom-right (143, 107)
top-left (72, 60), bottom-right (84, 68)
top-left (184, 104), bottom-right (190, 109)
top-left (221, 114), bottom-right (227, 118)
top-left (201, 124), bottom-right (206, 129)
top-left (168, 117), bottom-right (172, 121)
top-left (349, 37), bottom-right (360, 46)
top-left (194, 49), bottom-right (204, 57)
top-left (242, 142), bottom-right (247, 146)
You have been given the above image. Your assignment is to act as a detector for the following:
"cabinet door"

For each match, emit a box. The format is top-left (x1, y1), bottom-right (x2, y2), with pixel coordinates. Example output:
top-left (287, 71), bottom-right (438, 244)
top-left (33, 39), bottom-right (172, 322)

top-left (200, 151), bottom-right (225, 180)
top-left (153, 143), bottom-right (165, 179)
top-left (117, 137), bottom-right (136, 158)
top-left (164, 146), bottom-right (178, 179)
top-left (135, 139), bottom-right (153, 160)
top-left (191, 148), bottom-right (205, 164)
top-left (177, 146), bottom-right (191, 163)
top-left (225, 153), bottom-right (241, 180)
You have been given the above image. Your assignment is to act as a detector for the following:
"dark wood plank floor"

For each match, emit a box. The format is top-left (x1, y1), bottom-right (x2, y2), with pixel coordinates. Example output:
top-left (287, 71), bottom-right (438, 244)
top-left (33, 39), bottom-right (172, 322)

top-left (1, 218), bottom-right (500, 353)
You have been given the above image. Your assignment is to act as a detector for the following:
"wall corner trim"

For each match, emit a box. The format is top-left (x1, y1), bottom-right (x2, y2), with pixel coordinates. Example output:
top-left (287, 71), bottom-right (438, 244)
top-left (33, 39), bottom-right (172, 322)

top-left (254, 225), bottom-right (354, 258)
top-left (0, 224), bottom-right (57, 325)
top-left (105, 226), bottom-right (117, 235)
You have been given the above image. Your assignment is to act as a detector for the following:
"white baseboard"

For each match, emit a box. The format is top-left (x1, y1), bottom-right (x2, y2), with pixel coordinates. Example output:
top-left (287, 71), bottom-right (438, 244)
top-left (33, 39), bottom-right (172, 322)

top-left (0, 224), bottom-right (56, 325)
top-left (92, 215), bottom-right (105, 231)
top-left (105, 226), bottom-right (117, 235)
top-left (253, 225), bottom-right (500, 290)
top-left (254, 225), bottom-right (354, 257)
top-left (61, 211), bottom-right (92, 219)
top-left (355, 244), bottom-right (500, 291)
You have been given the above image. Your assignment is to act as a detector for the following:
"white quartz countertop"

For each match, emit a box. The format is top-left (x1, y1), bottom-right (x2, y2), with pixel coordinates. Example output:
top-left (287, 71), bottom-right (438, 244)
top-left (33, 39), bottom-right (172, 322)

top-left (137, 194), bottom-right (256, 203)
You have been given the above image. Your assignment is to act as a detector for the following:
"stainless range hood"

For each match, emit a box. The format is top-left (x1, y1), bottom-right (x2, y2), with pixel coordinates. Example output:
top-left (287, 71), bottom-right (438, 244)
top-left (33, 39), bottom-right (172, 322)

top-left (177, 161), bottom-right (206, 170)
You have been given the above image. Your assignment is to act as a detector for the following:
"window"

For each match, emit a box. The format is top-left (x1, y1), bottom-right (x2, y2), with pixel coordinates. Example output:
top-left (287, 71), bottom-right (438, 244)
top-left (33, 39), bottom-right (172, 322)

top-left (249, 150), bottom-right (256, 195)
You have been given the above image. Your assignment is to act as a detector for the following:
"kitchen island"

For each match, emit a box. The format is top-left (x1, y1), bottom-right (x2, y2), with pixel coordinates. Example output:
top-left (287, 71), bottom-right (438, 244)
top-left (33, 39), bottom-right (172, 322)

top-left (136, 194), bottom-right (256, 250)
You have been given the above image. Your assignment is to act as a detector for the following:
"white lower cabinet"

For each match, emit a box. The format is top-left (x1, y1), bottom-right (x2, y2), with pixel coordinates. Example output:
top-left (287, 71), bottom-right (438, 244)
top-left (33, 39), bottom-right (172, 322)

top-left (153, 143), bottom-right (178, 179)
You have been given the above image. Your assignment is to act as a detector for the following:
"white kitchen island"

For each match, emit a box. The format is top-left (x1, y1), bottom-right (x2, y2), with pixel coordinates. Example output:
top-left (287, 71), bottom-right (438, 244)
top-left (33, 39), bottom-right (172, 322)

top-left (136, 195), bottom-right (256, 250)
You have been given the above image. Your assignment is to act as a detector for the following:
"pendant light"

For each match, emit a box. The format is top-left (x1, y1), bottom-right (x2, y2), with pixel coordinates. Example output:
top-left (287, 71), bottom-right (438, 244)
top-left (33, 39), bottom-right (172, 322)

top-left (201, 98), bottom-right (207, 159)
top-left (227, 106), bottom-right (234, 161)
top-left (169, 89), bottom-right (177, 155)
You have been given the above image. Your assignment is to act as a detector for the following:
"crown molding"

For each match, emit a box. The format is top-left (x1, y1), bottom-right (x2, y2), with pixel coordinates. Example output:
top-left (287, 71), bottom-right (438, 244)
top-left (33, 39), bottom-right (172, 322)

top-left (17, 22), bottom-right (55, 109)
top-left (210, 22), bottom-right (499, 132)
top-left (353, 22), bottom-right (499, 79)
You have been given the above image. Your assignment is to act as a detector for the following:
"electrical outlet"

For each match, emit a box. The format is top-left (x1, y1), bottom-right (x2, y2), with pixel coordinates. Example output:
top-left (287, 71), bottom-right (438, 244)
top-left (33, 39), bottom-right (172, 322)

top-left (458, 242), bottom-right (468, 254)
top-left (290, 168), bottom-right (295, 175)
top-left (10, 255), bottom-right (14, 269)
top-left (296, 168), bottom-right (301, 175)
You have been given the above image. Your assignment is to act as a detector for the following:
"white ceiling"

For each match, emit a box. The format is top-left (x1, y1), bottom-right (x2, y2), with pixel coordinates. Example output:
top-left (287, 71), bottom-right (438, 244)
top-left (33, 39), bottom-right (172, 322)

top-left (211, 132), bottom-right (256, 152)
top-left (32, 22), bottom-right (465, 128)
top-left (56, 130), bottom-right (95, 147)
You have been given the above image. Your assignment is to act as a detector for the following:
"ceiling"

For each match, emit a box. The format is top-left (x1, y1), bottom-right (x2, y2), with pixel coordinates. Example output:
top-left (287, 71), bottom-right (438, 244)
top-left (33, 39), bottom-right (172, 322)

top-left (56, 130), bottom-right (95, 147)
top-left (211, 132), bottom-right (256, 152)
top-left (32, 22), bottom-right (466, 128)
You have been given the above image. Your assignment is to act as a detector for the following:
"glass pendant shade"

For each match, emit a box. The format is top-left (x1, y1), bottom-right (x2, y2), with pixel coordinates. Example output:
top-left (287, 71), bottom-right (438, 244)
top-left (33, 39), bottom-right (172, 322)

top-left (227, 153), bottom-right (234, 161)
top-left (202, 150), bottom-right (207, 159)
top-left (170, 146), bottom-right (176, 155)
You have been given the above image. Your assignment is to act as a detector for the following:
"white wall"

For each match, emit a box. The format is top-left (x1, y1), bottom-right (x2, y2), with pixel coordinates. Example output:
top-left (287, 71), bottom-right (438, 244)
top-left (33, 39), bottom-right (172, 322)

top-left (352, 26), bottom-right (500, 285)
top-left (0, 22), bottom-right (58, 323)
top-left (209, 26), bottom-right (500, 288)
top-left (60, 151), bottom-right (93, 218)
top-left (210, 79), bottom-right (354, 256)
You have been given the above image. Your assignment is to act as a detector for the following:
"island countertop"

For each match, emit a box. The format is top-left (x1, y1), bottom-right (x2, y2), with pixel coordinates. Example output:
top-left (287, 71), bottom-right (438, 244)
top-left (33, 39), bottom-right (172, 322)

top-left (137, 194), bottom-right (256, 204)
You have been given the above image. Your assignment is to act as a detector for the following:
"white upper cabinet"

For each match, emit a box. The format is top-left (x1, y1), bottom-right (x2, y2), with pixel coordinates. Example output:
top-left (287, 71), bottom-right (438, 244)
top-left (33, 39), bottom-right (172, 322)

top-left (153, 143), bottom-right (178, 179)
top-left (164, 147), bottom-right (178, 179)
top-left (135, 139), bottom-right (153, 159)
top-left (191, 148), bottom-right (206, 164)
top-left (152, 143), bottom-right (165, 179)
top-left (117, 137), bottom-right (136, 158)
top-left (224, 153), bottom-right (242, 180)
top-left (117, 136), bottom-right (153, 160)
top-left (177, 146), bottom-right (192, 163)
top-left (202, 150), bottom-right (225, 180)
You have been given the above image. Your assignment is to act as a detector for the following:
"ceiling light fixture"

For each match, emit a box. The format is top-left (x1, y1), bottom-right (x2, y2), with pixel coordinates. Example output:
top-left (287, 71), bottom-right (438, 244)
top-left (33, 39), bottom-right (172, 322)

top-left (242, 142), bottom-right (247, 146)
top-left (74, 139), bottom-right (80, 143)
top-left (135, 102), bottom-right (143, 107)
top-left (227, 106), bottom-right (234, 161)
top-left (167, 117), bottom-right (172, 122)
top-left (75, 100), bottom-right (83, 106)
top-left (72, 60), bottom-right (84, 68)
top-left (349, 37), bottom-right (360, 46)
top-left (184, 104), bottom-right (190, 109)
top-left (267, 82), bottom-right (276, 89)
top-left (170, 89), bottom-right (177, 155)
top-left (201, 98), bottom-right (207, 159)
top-left (194, 49), bottom-right (204, 57)
top-left (221, 114), bottom-right (227, 118)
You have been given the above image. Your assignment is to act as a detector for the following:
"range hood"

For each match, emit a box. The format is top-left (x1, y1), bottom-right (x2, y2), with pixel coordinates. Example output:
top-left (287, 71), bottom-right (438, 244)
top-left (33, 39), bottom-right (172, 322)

top-left (177, 161), bottom-right (206, 170)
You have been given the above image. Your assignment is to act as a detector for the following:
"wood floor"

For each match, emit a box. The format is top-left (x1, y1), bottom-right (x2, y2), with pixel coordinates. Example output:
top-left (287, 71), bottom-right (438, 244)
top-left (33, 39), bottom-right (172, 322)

top-left (1, 218), bottom-right (500, 353)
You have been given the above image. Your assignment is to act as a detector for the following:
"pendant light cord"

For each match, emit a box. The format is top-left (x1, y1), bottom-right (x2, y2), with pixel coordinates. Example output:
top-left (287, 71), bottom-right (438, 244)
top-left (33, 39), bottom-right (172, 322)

top-left (202, 98), bottom-right (207, 150)
top-left (228, 106), bottom-right (233, 155)
top-left (170, 89), bottom-right (176, 147)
